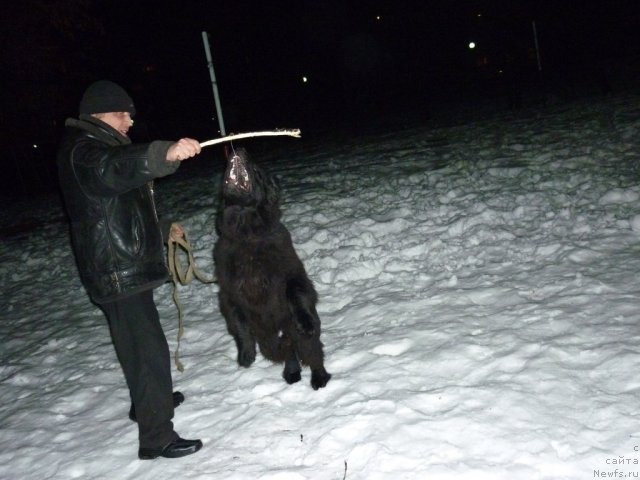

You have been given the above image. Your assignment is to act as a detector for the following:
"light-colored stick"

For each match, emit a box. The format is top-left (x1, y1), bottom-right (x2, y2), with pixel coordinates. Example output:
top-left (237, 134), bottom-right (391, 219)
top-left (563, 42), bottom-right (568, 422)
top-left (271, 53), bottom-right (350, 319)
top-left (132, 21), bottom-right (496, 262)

top-left (199, 129), bottom-right (301, 148)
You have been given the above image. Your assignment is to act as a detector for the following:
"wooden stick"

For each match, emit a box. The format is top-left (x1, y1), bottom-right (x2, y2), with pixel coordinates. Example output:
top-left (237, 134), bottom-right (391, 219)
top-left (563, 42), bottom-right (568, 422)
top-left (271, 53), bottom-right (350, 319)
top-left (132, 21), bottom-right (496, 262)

top-left (199, 129), bottom-right (301, 148)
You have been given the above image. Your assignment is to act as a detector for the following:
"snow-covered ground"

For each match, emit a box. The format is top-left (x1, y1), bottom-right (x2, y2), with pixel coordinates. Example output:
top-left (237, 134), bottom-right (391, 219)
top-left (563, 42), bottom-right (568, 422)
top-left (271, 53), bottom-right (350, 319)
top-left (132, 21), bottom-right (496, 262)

top-left (2, 93), bottom-right (640, 480)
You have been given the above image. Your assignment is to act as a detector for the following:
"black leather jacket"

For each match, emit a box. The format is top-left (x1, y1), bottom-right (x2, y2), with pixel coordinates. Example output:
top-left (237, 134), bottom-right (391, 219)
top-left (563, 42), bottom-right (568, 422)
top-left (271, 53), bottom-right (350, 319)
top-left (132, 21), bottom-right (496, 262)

top-left (57, 115), bottom-right (178, 303)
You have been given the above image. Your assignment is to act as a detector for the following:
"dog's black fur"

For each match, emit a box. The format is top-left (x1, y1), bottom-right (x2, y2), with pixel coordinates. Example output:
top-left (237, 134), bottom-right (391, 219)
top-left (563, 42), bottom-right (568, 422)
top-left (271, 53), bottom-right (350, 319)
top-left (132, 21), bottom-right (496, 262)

top-left (213, 148), bottom-right (331, 389)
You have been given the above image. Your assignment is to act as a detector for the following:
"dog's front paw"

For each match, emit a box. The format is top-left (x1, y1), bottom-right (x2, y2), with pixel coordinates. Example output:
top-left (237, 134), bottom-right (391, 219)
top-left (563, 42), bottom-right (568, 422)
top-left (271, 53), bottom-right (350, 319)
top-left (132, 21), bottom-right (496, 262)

top-left (311, 370), bottom-right (331, 390)
top-left (283, 357), bottom-right (301, 384)
top-left (283, 370), bottom-right (302, 384)
top-left (238, 348), bottom-right (256, 368)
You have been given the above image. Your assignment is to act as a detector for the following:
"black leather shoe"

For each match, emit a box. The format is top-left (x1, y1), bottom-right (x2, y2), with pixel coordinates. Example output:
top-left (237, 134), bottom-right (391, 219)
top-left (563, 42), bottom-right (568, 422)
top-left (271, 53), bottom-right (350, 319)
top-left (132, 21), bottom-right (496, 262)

top-left (138, 437), bottom-right (203, 460)
top-left (129, 391), bottom-right (185, 422)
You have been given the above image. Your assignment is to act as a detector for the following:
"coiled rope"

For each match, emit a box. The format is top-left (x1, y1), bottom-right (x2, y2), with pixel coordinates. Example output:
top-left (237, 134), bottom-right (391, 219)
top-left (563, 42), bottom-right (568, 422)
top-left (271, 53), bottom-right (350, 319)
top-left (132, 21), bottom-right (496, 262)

top-left (167, 233), bottom-right (216, 371)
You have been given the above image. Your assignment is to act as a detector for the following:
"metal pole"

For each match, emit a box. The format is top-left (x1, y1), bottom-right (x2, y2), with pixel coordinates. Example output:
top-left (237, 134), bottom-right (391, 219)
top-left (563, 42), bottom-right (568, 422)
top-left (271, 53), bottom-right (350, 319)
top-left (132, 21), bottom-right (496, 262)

top-left (532, 21), bottom-right (542, 72)
top-left (201, 31), bottom-right (226, 136)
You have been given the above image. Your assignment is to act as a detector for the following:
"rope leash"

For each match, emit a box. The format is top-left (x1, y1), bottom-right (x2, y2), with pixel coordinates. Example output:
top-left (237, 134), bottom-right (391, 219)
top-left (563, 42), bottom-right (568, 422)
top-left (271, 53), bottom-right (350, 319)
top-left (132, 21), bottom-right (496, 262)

top-left (167, 233), bottom-right (216, 372)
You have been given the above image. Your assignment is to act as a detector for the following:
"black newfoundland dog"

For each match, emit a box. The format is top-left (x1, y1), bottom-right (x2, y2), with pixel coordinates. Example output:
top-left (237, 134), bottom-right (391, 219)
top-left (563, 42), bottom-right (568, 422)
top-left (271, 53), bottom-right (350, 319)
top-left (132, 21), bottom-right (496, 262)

top-left (214, 148), bottom-right (331, 390)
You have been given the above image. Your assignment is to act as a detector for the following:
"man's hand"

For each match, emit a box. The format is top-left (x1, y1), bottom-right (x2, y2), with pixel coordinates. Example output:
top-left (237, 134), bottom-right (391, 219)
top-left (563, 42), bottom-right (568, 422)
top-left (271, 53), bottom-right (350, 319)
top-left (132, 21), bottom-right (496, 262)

top-left (167, 138), bottom-right (202, 162)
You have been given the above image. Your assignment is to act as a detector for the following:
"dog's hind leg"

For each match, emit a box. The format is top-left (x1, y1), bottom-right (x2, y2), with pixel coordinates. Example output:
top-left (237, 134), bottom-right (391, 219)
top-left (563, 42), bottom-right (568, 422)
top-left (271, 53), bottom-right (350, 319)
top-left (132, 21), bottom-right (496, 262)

top-left (233, 329), bottom-right (256, 368)
top-left (286, 275), bottom-right (319, 336)
top-left (282, 351), bottom-right (302, 384)
top-left (310, 368), bottom-right (331, 390)
top-left (309, 358), bottom-right (332, 390)
top-left (286, 276), bottom-right (331, 389)
top-left (220, 294), bottom-right (256, 367)
top-left (296, 336), bottom-right (331, 390)
top-left (273, 331), bottom-right (301, 384)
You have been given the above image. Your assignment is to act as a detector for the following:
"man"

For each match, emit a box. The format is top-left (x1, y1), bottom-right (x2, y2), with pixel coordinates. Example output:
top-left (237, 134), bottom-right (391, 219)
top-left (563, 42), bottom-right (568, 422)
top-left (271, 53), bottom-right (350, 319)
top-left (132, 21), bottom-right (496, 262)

top-left (57, 80), bottom-right (203, 459)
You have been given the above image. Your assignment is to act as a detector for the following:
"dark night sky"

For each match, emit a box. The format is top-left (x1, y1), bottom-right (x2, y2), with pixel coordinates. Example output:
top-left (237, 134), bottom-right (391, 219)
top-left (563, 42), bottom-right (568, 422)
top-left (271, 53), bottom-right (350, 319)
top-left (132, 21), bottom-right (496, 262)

top-left (2, 0), bottom-right (639, 198)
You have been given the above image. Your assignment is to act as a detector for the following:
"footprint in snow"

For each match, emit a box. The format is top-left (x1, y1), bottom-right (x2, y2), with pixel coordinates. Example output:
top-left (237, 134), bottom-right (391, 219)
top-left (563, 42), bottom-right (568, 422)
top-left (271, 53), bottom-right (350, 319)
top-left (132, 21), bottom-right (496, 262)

top-left (372, 339), bottom-right (413, 356)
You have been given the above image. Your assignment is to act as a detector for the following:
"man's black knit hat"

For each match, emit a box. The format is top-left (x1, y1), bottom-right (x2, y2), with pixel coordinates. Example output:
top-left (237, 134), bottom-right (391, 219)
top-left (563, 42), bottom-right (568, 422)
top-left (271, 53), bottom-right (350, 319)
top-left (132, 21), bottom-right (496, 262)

top-left (79, 80), bottom-right (136, 115)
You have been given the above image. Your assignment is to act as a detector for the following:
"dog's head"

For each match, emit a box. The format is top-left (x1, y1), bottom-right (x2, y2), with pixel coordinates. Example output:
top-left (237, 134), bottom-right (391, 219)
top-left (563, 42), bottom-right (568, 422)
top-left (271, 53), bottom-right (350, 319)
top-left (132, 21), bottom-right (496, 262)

top-left (218, 147), bottom-right (281, 237)
top-left (223, 148), bottom-right (280, 208)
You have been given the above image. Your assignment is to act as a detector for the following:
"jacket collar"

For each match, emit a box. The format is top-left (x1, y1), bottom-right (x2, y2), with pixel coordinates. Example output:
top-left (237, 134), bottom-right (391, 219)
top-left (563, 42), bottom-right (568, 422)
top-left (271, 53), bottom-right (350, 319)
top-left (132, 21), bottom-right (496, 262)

top-left (65, 115), bottom-right (132, 146)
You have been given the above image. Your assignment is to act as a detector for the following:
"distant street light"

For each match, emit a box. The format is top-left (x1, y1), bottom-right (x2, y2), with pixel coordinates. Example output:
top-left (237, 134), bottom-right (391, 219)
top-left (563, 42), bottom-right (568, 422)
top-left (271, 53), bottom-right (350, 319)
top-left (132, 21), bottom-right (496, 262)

top-left (469, 42), bottom-right (476, 49)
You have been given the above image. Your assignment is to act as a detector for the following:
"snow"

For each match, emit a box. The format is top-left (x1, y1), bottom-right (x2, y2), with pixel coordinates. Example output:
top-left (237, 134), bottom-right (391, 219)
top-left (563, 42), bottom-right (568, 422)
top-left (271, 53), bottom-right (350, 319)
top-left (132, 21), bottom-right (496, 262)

top-left (2, 93), bottom-right (640, 480)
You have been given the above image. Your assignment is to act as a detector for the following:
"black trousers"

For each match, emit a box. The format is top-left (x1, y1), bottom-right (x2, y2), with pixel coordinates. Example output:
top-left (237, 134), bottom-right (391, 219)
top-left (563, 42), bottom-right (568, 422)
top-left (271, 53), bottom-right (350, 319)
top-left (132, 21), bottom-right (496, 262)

top-left (100, 289), bottom-right (177, 449)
